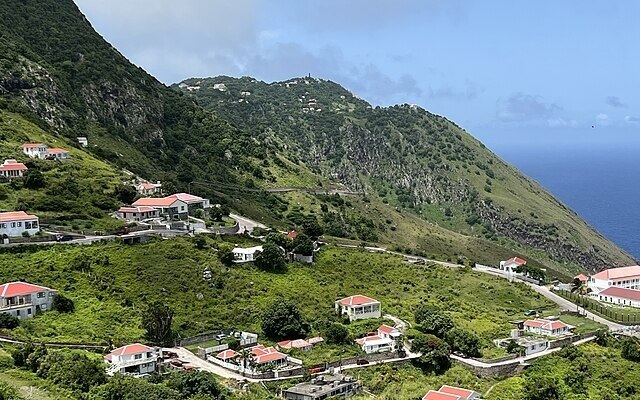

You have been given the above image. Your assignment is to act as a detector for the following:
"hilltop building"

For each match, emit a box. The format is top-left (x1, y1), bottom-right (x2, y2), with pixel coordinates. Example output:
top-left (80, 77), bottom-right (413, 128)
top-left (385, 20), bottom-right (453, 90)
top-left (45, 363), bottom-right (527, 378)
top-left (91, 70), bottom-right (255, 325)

top-left (335, 295), bottom-right (381, 321)
top-left (104, 343), bottom-right (158, 376)
top-left (0, 282), bottom-right (56, 319)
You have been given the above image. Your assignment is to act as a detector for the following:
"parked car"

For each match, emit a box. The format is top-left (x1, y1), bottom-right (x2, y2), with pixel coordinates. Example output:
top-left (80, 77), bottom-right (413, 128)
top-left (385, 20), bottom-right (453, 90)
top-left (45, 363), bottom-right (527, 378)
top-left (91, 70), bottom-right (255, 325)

top-left (112, 227), bottom-right (130, 236)
top-left (524, 310), bottom-right (539, 316)
top-left (452, 351), bottom-right (468, 358)
top-left (356, 358), bottom-right (369, 365)
top-left (56, 234), bottom-right (74, 242)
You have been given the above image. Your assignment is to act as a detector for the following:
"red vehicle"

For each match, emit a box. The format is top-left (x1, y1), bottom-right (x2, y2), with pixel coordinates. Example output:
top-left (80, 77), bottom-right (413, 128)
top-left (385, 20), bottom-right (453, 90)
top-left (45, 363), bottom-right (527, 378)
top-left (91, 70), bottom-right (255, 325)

top-left (308, 367), bottom-right (324, 374)
top-left (356, 358), bottom-right (370, 365)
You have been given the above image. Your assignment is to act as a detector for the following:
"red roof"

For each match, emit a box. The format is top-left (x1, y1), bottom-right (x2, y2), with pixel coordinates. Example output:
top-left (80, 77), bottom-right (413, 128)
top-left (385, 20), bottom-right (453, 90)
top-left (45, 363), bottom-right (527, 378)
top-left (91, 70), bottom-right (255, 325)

top-left (423, 391), bottom-right (461, 400)
top-left (133, 197), bottom-right (181, 207)
top-left (0, 282), bottom-right (54, 297)
top-left (254, 351), bottom-right (287, 364)
top-left (575, 274), bottom-right (589, 282)
top-left (216, 349), bottom-right (239, 360)
top-left (439, 385), bottom-right (476, 399)
top-left (599, 287), bottom-right (640, 301)
top-left (377, 324), bottom-right (398, 335)
top-left (47, 148), bottom-right (68, 154)
top-left (137, 183), bottom-right (158, 190)
top-left (109, 343), bottom-right (153, 357)
top-left (287, 230), bottom-right (299, 239)
top-left (307, 336), bottom-right (324, 345)
top-left (503, 257), bottom-right (526, 266)
top-left (278, 339), bottom-right (311, 349)
top-left (169, 193), bottom-right (204, 203)
top-left (338, 295), bottom-right (379, 306)
top-left (0, 162), bottom-right (27, 172)
top-left (524, 318), bottom-right (570, 331)
top-left (0, 211), bottom-right (38, 222)
top-left (592, 266), bottom-right (640, 281)
top-left (21, 143), bottom-right (44, 149)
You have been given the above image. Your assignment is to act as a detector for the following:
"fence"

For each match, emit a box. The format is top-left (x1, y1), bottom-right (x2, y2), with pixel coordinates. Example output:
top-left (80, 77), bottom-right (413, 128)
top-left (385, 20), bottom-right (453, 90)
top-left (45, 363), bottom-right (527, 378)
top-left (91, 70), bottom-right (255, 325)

top-left (548, 331), bottom-right (597, 349)
top-left (557, 290), bottom-right (640, 324)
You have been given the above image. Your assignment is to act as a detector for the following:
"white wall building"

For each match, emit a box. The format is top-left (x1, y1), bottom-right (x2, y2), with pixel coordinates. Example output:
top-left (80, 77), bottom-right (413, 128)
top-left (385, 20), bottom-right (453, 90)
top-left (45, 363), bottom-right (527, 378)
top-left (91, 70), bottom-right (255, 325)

top-left (523, 318), bottom-right (572, 337)
top-left (0, 211), bottom-right (39, 237)
top-left (593, 287), bottom-right (640, 308)
top-left (0, 282), bottom-right (56, 319)
top-left (355, 335), bottom-right (395, 354)
top-left (335, 295), bottom-right (381, 321)
top-left (499, 257), bottom-right (526, 274)
top-left (232, 246), bottom-right (263, 263)
top-left (117, 206), bottom-right (160, 222)
top-left (104, 343), bottom-right (158, 376)
top-left (21, 143), bottom-right (48, 159)
top-left (588, 265), bottom-right (640, 295)
top-left (0, 159), bottom-right (28, 178)
top-left (77, 137), bottom-right (88, 147)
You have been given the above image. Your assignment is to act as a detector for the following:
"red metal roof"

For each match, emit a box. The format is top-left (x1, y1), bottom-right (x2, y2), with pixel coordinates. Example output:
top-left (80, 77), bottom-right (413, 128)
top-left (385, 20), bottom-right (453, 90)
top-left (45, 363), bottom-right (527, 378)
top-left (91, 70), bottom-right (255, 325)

top-left (439, 385), bottom-right (476, 399)
top-left (524, 318), bottom-right (570, 331)
top-left (599, 287), bottom-right (640, 301)
top-left (575, 273), bottom-right (589, 282)
top-left (109, 343), bottom-right (153, 357)
top-left (47, 148), bottom-right (68, 154)
top-left (216, 349), bottom-right (239, 360)
top-left (592, 266), bottom-right (640, 281)
top-left (503, 256), bottom-right (526, 266)
top-left (338, 295), bottom-right (379, 306)
top-left (21, 143), bottom-right (44, 148)
top-left (0, 211), bottom-right (38, 222)
top-left (0, 162), bottom-right (27, 172)
top-left (377, 324), bottom-right (398, 335)
top-left (422, 391), bottom-right (461, 400)
top-left (0, 282), bottom-right (53, 297)
top-left (287, 230), bottom-right (299, 239)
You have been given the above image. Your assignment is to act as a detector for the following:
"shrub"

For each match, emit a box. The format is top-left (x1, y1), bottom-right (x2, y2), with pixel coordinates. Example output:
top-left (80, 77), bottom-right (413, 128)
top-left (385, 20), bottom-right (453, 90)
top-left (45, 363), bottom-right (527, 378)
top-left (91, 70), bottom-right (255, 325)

top-left (414, 304), bottom-right (453, 338)
top-left (0, 313), bottom-right (20, 329)
top-left (261, 300), bottom-right (309, 341)
top-left (52, 293), bottom-right (75, 313)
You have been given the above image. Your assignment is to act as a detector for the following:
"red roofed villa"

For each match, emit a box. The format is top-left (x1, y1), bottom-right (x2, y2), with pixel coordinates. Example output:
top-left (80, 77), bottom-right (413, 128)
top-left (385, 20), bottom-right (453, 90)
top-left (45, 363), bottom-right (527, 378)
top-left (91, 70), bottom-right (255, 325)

top-left (0, 211), bottom-right (39, 238)
top-left (277, 339), bottom-right (312, 351)
top-left (423, 385), bottom-right (482, 400)
top-left (335, 295), bottom-right (381, 321)
top-left (594, 286), bottom-right (640, 308)
top-left (0, 159), bottom-right (28, 178)
top-left (0, 281), bottom-right (56, 320)
top-left (588, 265), bottom-right (640, 294)
top-left (499, 256), bottom-right (526, 274)
top-left (523, 318), bottom-right (572, 336)
top-left (21, 143), bottom-right (48, 159)
top-left (130, 193), bottom-right (210, 218)
top-left (46, 148), bottom-right (70, 160)
top-left (215, 349), bottom-right (239, 362)
top-left (104, 343), bottom-right (158, 376)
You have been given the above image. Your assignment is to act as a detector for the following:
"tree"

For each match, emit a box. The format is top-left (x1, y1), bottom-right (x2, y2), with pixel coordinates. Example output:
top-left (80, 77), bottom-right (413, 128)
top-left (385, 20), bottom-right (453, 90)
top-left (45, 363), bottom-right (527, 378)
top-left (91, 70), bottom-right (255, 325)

top-left (301, 218), bottom-right (323, 239)
top-left (0, 382), bottom-right (21, 400)
top-left (23, 169), bottom-right (45, 189)
top-left (411, 333), bottom-right (451, 373)
top-left (594, 329), bottom-right (610, 347)
top-left (621, 337), bottom-right (640, 362)
top-left (325, 323), bottom-right (350, 345)
top-left (0, 313), bottom-right (19, 329)
top-left (11, 343), bottom-right (35, 368)
top-left (210, 207), bottom-right (227, 222)
top-left (88, 375), bottom-right (180, 400)
top-left (414, 304), bottom-right (453, 338)
top-left (25, 343), bottom-right (48, 373)
top-left (167, 371), bottom-right (228, 400)
top-left (218, 247), bottom-right (235, 267)
top-left (37, 350), bottom-right (107, 392)
top-left (264, 232), bottom-right (290, 250)
top-left (193, 235), bottom-right (207, 250)
top-left (261, 300), bottom-right (309, 340)
top-left (114, 184), bottom-right (137, 204)
top-left (52, 293), bottom-right (75, 313)
top-left (505, 339), bottom-right (525, 355)
top-left (292, 234), bottom-right (314, 257)
top-left (142, 302), bottom-right (174, 344)
top-left (445, 328), bottom-right (481, 357)
top-left (556, 343), bottom-right (580, 360)
top-left (254, 242), bottom-right (286, 272)
top-left (523, 375), bottom-right (561, 400)
top-left (515, 264), bottom-right (546, 282)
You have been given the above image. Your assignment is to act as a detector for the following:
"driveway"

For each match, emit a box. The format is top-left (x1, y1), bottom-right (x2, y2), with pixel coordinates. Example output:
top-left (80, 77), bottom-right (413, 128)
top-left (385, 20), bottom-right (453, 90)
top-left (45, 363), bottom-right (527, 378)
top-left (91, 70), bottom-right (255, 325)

top-left (229, 214), bottom-right (267, 234)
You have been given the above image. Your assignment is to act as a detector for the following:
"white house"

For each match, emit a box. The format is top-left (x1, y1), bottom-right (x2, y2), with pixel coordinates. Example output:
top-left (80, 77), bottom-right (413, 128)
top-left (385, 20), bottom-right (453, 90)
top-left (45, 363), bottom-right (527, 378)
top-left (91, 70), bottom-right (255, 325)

top-left (335, 295), bottom-right (381, 321)
top-left (46, 148), bottom-right (70, 160)
top-left (355, 334), bottom-right (395, 354)
top-left (0, 282), bottom-right (56, 319)
top-left (21, 143), bottom-right (48, 159)
top-left (0, 160), bottom-right (28, 178)
top-left (0, 211), bottom-right (40, 237)
top-left (104, 343), bottom-right (158, 376)
top-left (170, 193), bottom-right (211, 210)
top-left (523, 318), bottom-right (572, 337)
top-left (232, 246), bottom-right (263, 263)
top-left (132, 196), bottom-right (188, 218)
top-left (77, 137), bottom-right (88, 147)
top-left (117, 206), bottom-right (160, 222)
top-left (249, 344), bottom-right (288, 368)
top-left (499, 257), bottom-right (526, 274)
top-left (377, 324), bottom-right (402, 340)
top-left (588, 265), bottom-right (640, 295)
top-left (594, 287), bottom-right (640, 308)
top-left (135, 181), bottom-right (162, 195)
top-left (423, 385), bottom-right (482, 400)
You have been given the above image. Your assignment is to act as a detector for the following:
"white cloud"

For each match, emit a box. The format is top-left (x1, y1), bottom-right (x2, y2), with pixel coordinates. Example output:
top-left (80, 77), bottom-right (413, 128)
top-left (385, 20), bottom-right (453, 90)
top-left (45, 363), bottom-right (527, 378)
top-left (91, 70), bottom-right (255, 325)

top-left (625, 115), bottom-right (640, 124)
top-left (497, 93), bottom-right (562, 122)
top-left (547, 118), bottom-right (578, 127)
top-left (595, 113), bottom-right (610, 126)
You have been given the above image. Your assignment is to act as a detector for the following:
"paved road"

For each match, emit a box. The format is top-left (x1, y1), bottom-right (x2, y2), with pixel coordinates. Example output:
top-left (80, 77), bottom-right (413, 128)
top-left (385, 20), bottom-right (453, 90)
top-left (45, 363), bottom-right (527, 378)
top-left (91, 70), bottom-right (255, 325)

top-left (474, 266), bottom-right (626, 330)
top-left (333, 243), bottom-right (464, 269)
top-left (451, 336), bottom-right (596, 369)
top-left (229, 213), bottom-right (267, 234)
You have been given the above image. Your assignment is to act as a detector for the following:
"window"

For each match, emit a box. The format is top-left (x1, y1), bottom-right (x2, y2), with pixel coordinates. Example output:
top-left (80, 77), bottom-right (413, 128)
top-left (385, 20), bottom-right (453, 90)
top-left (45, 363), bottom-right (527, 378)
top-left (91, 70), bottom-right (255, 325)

top-left (0, 223), bottom-right (5, 229)
top-left (11, 222), bottom-right (15, 228)
top-left (32, 221), bottom-right (38, 228)
top-left (16, 310), bottom-right (20, 316)
top-left (27, 308), bottom-right (31, 315)
top-left (17, 222), bottom-right (21, 227)
top-left (25, 222), bottom-right (31, 229)
top-left (134, 354), bottom-right (142, 360)
top-left (37, 292), bottom-right (46, 298)
top-left (41, 304), bottom-right (47, 310)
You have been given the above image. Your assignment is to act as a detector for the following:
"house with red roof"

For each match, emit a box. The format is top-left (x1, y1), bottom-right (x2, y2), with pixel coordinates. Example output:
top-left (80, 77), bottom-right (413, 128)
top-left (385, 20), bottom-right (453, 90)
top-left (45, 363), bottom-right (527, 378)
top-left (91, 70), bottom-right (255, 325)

top-left (423, 385), bottom-right (482, 400)
top-left (588, 265), bottom-right (640, 295)
top-left (499, 257), bottom-right (526, 274)
top-left (117, 206), bottom-right (160, 222)
top-left (523, 318), bottom-right (572, 337)
top-left (104, 343), bottom-right (158, 376)
top-left (249, 344), bottom-right (288, 367)
top-left (355, 334), bottom-right (395, 354)
top-left (335, 295), bottom-right (381, 321)
top-left (594, 286), bottom-right (640, 308)
top-left (0, 281), bottom-right (56, 319)
top-left (130, 193), bottom-right (210, 219)
top-left (135, 181), bottom-right (163, 195)
top-left (0, 211), bottom-right (40, 237)
top-left (575, 273), bottom-right (589, 283)
top-left (45, 148), bottom-right (70, 160)
top-left (215, 349), bottom-right (240, 362)
top-left (21, 143), bottom-right (48, 159)
top-left (377, 324), bottom-right (402, 340)
top-left (277, 339), bottom-right (312, 351)
top-left (0, 159), bottom-right (28, 179)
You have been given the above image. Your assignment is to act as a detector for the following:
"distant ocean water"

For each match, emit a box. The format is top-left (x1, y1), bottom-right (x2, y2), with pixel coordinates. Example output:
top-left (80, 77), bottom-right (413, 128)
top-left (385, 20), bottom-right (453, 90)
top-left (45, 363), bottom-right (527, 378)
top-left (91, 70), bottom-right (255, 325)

top-left (492, 143), bottom-right (640, 261)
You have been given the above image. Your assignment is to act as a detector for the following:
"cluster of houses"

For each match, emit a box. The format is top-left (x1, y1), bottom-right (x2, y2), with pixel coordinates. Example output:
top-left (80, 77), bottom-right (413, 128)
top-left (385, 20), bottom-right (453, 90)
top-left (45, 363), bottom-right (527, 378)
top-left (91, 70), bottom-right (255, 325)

top-left (117, 193), bottom-right (211, 222)
top-left (231, 231), bottom-right (315, 264)
top-left (21, 143), bottom-right (70, 160)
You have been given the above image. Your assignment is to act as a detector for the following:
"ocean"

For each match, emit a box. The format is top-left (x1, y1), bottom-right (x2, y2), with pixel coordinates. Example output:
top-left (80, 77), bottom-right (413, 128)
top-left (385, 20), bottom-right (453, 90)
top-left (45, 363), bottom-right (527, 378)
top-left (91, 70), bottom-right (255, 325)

top-left (492, 142), bottom-right (640, 260)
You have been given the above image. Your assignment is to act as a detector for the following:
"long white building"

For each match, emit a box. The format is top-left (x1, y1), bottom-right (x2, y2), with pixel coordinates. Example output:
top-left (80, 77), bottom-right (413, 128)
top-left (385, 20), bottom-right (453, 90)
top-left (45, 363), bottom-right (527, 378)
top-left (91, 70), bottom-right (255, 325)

top-left (588, 265), bottom-right (640, 294)
top-left (0, 211), bottom-right (40, 237)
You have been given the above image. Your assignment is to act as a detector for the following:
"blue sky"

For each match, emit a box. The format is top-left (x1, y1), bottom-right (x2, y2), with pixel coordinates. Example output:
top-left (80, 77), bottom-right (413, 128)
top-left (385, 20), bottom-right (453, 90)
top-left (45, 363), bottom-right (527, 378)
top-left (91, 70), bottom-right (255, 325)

top-left (74, 0), bottom-right (639, 147)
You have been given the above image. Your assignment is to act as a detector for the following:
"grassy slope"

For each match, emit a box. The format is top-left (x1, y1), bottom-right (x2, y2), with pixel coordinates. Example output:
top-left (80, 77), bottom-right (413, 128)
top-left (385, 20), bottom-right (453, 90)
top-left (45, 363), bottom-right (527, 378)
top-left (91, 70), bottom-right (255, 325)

top-left (2, 239), bottom-right (601, 349)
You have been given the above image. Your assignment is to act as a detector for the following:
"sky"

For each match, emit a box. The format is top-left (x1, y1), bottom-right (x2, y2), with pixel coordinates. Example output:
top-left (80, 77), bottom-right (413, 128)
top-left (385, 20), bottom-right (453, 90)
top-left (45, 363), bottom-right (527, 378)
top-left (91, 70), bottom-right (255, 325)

top-left (73, 0), bottom-right (639, 148)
